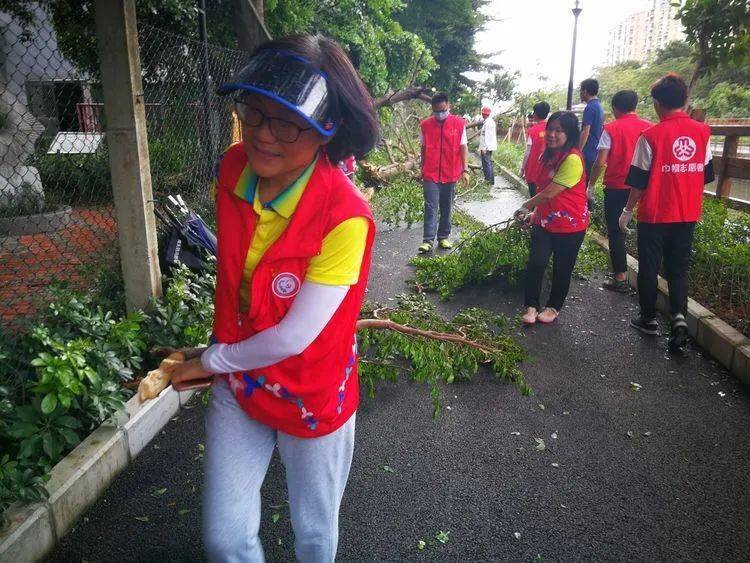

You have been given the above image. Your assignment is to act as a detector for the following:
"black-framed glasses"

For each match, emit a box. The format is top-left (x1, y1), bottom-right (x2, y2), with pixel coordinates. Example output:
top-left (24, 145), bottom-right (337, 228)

top-left (234, 99), bottom-right (313, 143)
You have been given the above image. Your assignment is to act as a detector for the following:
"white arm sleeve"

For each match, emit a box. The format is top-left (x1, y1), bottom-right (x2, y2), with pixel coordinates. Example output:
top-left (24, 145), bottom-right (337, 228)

top-left (486, 120), bottom-right (497, 151)
top-left (460, 126), bottom-right (468, 146)
top-left (597, 129), bottom-right (611, 150)
top-left (630, 135), bottom-right (653, 170)
top-left (704, 139), bottom-right (713, 165)
top-left (201, 281), bottom-right (349, 374)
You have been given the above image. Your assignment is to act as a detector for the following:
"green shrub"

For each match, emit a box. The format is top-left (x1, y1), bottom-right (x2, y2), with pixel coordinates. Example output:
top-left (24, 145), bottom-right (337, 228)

top-left (492, 141), bottom-right (525, 172)
top-left (30, 146), bottom-right (112, 206)
top-left (144, 263), bottom-right (216, 348)
top-left (0, 263), bottom-right (217, 517)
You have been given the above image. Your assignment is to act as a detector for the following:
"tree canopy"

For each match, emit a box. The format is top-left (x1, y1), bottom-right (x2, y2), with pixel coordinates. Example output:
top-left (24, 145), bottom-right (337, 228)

top-left (675, 0), bottom-right (750, 92)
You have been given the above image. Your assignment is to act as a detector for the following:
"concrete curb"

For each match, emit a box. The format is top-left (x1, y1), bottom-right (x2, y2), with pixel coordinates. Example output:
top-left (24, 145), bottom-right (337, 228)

top-left (0, 386), bottom-right (198, 562)
top-left (497, 166), bottom-right (750, 386)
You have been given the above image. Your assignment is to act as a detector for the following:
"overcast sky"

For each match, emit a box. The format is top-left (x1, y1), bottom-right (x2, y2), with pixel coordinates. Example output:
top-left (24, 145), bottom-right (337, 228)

top-left (472, 0), bottom-right (654, 93)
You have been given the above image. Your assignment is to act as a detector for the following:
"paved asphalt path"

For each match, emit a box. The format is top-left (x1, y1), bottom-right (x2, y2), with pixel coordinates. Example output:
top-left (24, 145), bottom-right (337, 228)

top-left (50, 222), bottom-right (750, 562)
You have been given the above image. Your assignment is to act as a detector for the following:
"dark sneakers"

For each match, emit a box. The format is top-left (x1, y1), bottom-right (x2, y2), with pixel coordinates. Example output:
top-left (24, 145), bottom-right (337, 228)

top-left (602, 278), bottom-right (630, 293)
top-left (630, 315), bottom-right (660, 335)
top-left (668, 314), bottom-right (689, 350)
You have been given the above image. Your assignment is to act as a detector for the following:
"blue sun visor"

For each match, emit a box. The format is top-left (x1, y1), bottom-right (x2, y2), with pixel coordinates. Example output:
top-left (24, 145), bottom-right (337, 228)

top-left (217, 50), bottom-right (337, 137)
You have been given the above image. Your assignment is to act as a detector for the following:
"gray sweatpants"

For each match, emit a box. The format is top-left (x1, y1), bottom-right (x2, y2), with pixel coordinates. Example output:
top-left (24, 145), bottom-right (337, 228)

top-left (423, 180), bottom-right (455, 242)
top-left (203, 377), bottom-right (356, 563)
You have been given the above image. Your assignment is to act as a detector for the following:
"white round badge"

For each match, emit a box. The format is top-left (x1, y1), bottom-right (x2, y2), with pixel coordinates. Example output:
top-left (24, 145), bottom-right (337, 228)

top-left (672, 136), bottom-right (697, 162)
top-left (272, 272), bottom-right (301, 298)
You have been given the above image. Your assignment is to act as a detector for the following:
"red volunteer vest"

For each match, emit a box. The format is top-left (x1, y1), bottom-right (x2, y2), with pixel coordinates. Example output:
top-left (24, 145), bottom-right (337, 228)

top-left (524, 120), bottom-right (547, 184)
top-left (535, 148), bottom-right (590, 233)
top-left (213, 144), bottom-right (376, 437)
top-left (636, 112), bottom-right (711, 224)
top-left (420, 114), bottom-right (466, 183)
top-left (603, 113), bottom-right (652, 189)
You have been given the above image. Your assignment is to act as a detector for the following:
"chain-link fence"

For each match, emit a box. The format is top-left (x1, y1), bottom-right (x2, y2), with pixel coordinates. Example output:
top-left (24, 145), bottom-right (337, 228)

top-left (137, 24), bottom-right (246, 217)
top-left (0, 9), bottom-right (247, 330)
top-left (0, 7), bottom-right (117, 328)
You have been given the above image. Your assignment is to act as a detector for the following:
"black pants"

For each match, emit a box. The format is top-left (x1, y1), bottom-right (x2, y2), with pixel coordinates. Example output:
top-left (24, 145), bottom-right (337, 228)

top-left (481, 151), bottom-right (495, 184)
top-left (585, 158), bottom-right (594, 183)
top-left (637, 222), bottom-right (696, 319)
top-left (603, 188), bottom-right (630, 274)
top-left (524, 226), bottom-right (586, 310)
top-left (528, 182), bottom-right (537, 197)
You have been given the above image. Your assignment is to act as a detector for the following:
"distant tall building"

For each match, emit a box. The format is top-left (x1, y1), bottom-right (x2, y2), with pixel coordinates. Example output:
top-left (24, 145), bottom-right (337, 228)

top-left (606, 0), bottom-right (684, 66)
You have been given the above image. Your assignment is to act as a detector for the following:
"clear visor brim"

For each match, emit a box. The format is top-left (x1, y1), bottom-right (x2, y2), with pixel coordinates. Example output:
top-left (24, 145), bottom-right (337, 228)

top-left (217, 50), bottom-right (335, 136)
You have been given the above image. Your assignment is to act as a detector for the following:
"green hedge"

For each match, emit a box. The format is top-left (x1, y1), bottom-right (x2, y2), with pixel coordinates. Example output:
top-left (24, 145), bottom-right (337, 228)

top-left (0, 264), bottom-right (215, 518)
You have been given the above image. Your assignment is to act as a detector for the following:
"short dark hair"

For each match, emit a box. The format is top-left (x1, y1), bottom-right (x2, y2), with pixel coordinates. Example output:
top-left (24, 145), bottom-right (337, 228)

top-left (611, 90), bottom-right (638, 113)
top-left (542, 111), bottom-right (580, 163)
top-left (252, 34), bottom-right (379, 162)
top-left (650, 73), bottom-right (688, 110)
top-left (431, 92), bottom-right (449, 105)
top-left (580, 78), bottom-right (599, 96)
top-left (533, 101), bottom-right (550, 119)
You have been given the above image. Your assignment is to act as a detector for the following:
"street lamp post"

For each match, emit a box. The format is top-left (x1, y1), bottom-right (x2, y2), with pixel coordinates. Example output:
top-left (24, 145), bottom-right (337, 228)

top-left (566, 0), bottom-right (583, 110)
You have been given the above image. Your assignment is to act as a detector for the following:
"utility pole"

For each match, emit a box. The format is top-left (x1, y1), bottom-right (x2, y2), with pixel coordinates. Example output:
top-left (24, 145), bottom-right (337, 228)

top-left (94, 0), bottom-right (162, 312)
top-left (566, 0), bottom-right (583, 111)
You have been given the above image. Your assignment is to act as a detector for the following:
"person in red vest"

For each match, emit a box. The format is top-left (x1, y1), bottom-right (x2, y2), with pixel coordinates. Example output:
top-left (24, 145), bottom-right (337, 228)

top-left (587, 90), bottom-right (652, 293)
top-left (520, 101), bottom-right (550, 197)
top-left (620, 73), bottom-right (714, 349)
top-left (170, 35), bottom-right (379, 562)
top-left (418, 91), bottom-right (470, 253)
top-left (514, 111), bottom-right (590, 325)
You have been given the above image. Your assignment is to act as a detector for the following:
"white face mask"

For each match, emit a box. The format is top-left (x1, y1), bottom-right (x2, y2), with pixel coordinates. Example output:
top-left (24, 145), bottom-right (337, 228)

top-left (434, 110), bottom-right (449, 121)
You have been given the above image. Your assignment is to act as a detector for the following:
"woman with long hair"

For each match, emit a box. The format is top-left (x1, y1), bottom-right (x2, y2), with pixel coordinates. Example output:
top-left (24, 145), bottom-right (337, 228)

top-left (170, 35), bottom-right (379, 562)
top-left (515, 111), bottom-right (590, 325)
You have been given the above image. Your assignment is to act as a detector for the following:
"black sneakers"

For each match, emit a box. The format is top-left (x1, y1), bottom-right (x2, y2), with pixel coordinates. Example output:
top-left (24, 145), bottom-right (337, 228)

top-left (631, 314), bottom-right (689, 348)
top-left (668, 314), bottom-right (689, 350)
top-left (630, 315), bottom-right (660, 335)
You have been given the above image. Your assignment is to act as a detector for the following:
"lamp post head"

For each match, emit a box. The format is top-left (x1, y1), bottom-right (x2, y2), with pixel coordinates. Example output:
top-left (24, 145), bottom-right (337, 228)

top-left (572, 0), bottom-right (582, 17)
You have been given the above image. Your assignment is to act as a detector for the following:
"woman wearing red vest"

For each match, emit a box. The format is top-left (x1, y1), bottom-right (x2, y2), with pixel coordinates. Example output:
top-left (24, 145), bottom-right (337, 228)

top-left (514, 111), bottom-right (590, 324)
top-left (170, 36), bottom-right (378, 562)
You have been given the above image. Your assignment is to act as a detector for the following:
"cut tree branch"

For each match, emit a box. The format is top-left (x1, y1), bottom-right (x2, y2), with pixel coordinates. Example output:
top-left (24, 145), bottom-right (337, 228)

top-left (375, 86), bottom-right (432, 108)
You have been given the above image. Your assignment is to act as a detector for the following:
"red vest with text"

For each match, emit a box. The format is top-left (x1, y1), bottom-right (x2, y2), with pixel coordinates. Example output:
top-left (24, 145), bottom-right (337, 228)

top-left (602, 113), bottom-right (652, 189)
top-left (420, 114), bottom-right (466, 183)
top-left (636, 112), bottom-right (711, 224)
top-left (535, 148), bottom-right (590, 233)
top-left (524, 120), bottom-right (547, 184)
top-left (213, 144), bottom-right (376, 438)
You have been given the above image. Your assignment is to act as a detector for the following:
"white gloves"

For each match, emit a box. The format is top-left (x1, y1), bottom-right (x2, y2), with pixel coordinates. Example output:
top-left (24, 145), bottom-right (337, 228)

top-left (619, 209), bottom-right (633, 234)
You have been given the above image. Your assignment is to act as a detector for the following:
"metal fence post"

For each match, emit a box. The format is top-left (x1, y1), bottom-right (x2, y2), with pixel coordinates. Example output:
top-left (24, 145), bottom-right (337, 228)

top-left (94, 0), bottom-right (162, 311)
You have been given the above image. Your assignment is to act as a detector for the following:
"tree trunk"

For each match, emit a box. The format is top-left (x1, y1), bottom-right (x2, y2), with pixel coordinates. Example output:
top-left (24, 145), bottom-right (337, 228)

top-left (234, 0), bottom-right (271, 53)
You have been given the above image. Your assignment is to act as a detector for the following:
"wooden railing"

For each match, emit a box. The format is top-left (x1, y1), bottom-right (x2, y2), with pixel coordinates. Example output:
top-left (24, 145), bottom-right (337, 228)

top-left (710, 124), bottom-right (750, 200)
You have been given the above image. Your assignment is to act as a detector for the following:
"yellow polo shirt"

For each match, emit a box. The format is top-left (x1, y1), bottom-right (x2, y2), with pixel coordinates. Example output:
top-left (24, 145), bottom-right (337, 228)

top-left (552, 154), bottom-right (584, 188)
top-left (232, 158), bottom-right (368, 311)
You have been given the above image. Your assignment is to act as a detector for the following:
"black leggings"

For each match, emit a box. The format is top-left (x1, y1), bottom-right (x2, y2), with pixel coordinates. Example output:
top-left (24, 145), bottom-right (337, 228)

top-left (524, 226), bottom-right (586, 311)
